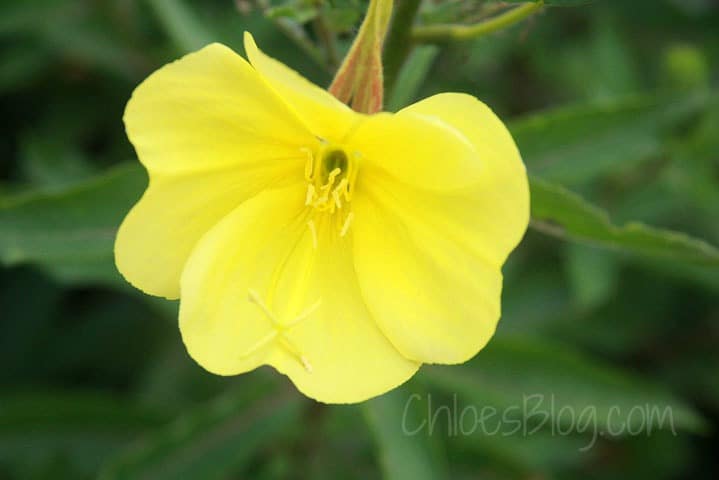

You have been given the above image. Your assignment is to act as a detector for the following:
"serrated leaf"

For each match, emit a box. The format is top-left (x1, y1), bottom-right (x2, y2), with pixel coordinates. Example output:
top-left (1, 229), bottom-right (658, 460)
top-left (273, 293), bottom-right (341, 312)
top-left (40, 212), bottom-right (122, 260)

top-left (529, 176), bottom-right (719, 265)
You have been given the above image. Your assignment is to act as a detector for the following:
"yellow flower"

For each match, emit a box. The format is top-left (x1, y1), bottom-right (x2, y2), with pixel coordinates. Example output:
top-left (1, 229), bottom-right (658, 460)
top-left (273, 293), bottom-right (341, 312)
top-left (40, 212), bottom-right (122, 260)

top-left (115, 32), bottom-right (529, 403)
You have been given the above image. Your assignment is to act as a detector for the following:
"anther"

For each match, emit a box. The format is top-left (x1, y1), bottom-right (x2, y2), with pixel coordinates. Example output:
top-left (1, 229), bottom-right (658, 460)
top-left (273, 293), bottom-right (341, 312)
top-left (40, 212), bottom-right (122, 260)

top-left (301, 147), bottom-right (314, 181)
top-left (324, 168), bottom-right (342, 189)
top-left (279, 337), bottom-right (313, 373)
top-left (300, 356), bottom-right (313, 373)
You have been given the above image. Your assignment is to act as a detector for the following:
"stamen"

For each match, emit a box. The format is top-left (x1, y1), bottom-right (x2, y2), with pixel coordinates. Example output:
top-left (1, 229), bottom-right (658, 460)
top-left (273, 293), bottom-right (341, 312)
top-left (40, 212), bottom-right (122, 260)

top-left (301, 356), bottom-right (313, 373)
top-left (334, 177), bottom-right (349, 195)
top-left (314, 200), bottom-right (328, 212)
top-left (324, 168), bottom-right (342, 189)
top-left (248, 289), bottom-right (278, 324)
top-left (238, 330), bottom-right (277, 358)
top-left (340, 212), bottom-right (354, 237)
top-left (305, 184), bottom-right (315, 206)
top-left (307, 219), bottom-right (318, 249)
top-left (301, 147), bottom-right (314, 181)
top-left (246, 289), bottom-right (314, 373)
top-left (279, 337), bottom-right (313, 373)
top-left (284, 298), bottom-right (322, 328)
top-left (305, 145), bottom-right (356, 219)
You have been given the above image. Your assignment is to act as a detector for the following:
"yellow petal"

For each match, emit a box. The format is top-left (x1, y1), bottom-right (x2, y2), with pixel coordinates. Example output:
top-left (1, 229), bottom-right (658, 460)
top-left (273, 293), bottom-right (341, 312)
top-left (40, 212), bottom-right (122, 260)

top-left (401, 93), bottom-right (530, 262)
top-left (346, 111), bottom-right (482, 191)
top-left (243, 32), bottom-right (358, 142)
top-left (352, 93), bottom-right (529, 364)
top-left (179, 185), bottom-right (419, 403)
top-left (124, 43), bottom-right (315, 174)
top-left (115, 163), bottom-right (302, 299)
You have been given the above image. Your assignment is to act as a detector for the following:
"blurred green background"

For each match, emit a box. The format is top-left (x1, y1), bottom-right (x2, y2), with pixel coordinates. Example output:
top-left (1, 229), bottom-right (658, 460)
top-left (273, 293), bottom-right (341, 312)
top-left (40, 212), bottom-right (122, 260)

top-left (1, 0), bottom-right (718, 479)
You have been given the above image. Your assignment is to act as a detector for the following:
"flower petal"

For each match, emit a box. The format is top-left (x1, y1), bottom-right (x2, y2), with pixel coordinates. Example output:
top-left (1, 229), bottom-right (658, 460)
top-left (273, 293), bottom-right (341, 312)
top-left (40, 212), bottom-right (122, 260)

top-left (352, 93), bottom-right (529, 364)
top-left (179, 185), bottom-right (419, 403)
top-left (115, 163), bottom-right (302, 299)
top-left (243, 32), bottom-right (357, 142)
top-left (124, 43), bottom-right (315, 174)
top-left (400, 93), bottom-right (530, 262)
top-left (346, 111), bottom-right (482, 191)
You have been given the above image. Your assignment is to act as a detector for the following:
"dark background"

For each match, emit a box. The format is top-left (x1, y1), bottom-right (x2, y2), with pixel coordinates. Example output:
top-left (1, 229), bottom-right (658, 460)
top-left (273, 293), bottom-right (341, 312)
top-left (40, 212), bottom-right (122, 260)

top-left (1, 0), bottom-right (718, 479)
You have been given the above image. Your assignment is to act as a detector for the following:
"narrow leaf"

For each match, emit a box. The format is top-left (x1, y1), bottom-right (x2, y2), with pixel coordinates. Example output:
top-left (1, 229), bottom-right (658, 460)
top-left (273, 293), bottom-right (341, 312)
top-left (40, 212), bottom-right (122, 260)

top-left (501, 0), bottom-right (595, 6)
top-left (510, 93), bottom-right (710, 185)
top-left (529, 176), bottom-right (719, 265)
top-left (0, 163), bottom-right (145, 285)
top-left (99, 382), bottom-right (305, 480)
top-left (420, 336), bottom-right (705, 434)
top-left (363, 387), bottom-right (447, 480)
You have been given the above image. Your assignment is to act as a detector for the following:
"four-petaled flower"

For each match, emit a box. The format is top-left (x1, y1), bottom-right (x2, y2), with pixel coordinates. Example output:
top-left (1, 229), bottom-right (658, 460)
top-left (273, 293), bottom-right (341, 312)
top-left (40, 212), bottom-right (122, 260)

top-left (115, 33), bottom-right (529, 403)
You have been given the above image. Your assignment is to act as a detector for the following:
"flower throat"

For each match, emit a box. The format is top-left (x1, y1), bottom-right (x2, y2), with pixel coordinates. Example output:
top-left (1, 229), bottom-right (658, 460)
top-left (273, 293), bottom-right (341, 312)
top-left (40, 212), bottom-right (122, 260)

top-left (304, 142), bottom-right (357, 245)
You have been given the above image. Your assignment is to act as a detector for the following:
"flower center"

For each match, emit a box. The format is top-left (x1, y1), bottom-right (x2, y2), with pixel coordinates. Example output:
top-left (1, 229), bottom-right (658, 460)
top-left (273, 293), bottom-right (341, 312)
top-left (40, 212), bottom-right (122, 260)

top-left (303, 142), bottom-right (358, 246)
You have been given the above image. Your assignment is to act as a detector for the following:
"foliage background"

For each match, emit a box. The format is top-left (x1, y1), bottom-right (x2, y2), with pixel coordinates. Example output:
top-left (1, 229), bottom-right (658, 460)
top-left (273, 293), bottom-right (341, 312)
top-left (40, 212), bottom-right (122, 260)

top-left (1, 0), bottom-right (718, 478)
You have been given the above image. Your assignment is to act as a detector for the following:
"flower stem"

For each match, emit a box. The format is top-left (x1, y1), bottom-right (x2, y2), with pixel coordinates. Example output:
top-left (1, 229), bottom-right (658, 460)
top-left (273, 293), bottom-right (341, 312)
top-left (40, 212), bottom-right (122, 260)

top-left (411, 1), bottom-right (544, 43)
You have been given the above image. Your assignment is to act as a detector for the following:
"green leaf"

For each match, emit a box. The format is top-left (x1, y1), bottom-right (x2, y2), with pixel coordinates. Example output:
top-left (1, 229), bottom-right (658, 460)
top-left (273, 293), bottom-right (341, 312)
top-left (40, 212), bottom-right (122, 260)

top-left (0, 1), bottom-right (146, 80)
top-left (18, 133), bottom-right (97, 190)
top-left (565, 243), bottom-right (618, 310)
top-left (266, 3), bottom-right (318, 24)
top-left (529, 176), bottom-right (719, 265)
top-left (0, 391), bottom-right (170, 476)
top-left (363, 387), bottom-right (447, 480)
top-left (387, 45), bottom-right (439, 112)
top-left (509, 93), bottom-right (711, 185)
top-left (0, 45), bottom-right (50, 93)
top-left (99, 379), bottom-right (305, 480)
top-left (501, 0), bottom-right (596, 6)
top-left (0, 163), bottom-right (145, 285)
top-left (420, 336), bottom-right (705, 434)
top-left (453, 428), bottom-right (593, 475)
top-left (147, 0), bottom-right (215, 54)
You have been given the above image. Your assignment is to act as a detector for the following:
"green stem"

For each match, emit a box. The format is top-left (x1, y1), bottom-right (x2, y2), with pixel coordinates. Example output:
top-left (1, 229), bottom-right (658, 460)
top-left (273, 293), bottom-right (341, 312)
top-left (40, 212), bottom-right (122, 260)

top-left (411, 1), bottom-right (544, 43)
top-left (273, 17), bottom-right (331, 72)
top-left (383, 0), bottom-right (422, 97)
top-left (313, 4), bottom-right (340, 68)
